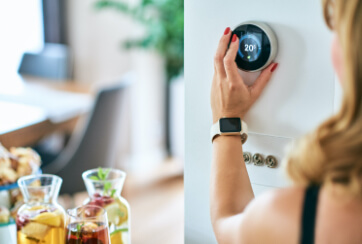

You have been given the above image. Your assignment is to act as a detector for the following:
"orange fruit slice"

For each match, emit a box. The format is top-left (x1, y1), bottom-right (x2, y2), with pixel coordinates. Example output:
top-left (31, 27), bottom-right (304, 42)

top-left (33, 212), bottom-right (61, 227)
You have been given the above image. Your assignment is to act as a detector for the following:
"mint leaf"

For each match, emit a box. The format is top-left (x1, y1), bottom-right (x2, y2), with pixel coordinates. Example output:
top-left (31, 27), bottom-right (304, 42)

top-left (76, 223), bottom-right (81, 232)
top-left (98, 168), bottom-right (113, 194)
top-left (103, 168), bottom-right (110, 179)
top-left (104, 182), bottom-right (112, 193)
top-left (110, 189), bottom-right (117, 197)
top-left (89, 176), bottom-right (99, 181)
top-left (98, 167), bottom-right (104, 180)
top-left (98, 167), bottom-right (110, 180)
top-left (76, 223), bottom-right (84, 238)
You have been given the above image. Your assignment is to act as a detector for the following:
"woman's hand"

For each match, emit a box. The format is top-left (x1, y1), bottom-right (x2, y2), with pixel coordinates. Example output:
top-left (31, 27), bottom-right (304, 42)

top-left (211, 27), bottom-right (278, 123)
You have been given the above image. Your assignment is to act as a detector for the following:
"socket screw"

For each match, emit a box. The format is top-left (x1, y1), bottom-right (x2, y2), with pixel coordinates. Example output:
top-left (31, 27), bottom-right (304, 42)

top-left (252, 153), bottom-right (264, 166)
top-left (243, 152), bottom-right (252, 164)
top-left (266, 155), bottom-right (278, 168)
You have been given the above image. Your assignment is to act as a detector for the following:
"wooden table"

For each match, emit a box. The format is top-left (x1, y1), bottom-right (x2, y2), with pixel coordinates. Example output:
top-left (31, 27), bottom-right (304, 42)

top-left (0, 75), bottom-right (94, 148)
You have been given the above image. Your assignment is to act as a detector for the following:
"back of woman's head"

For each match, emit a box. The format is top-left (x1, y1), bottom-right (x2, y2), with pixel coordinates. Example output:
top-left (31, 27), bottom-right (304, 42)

top-left (285, 0), bottom-right (362, 196)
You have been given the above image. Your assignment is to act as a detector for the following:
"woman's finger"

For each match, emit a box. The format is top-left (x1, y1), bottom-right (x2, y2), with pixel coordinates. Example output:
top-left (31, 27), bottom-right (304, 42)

top-left (214, 27), bottom-right (232, 78)
top-left (223, 34), bottom-right (242, 83)
top-left (250, 63), bottom-right (278, 99)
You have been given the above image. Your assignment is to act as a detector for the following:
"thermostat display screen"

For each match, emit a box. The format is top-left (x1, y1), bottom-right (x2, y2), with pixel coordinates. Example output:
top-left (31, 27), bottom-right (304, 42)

top-left (238, 34), bottom-right (262, 62)
top-left (232, 23), bottom-right (274, 72)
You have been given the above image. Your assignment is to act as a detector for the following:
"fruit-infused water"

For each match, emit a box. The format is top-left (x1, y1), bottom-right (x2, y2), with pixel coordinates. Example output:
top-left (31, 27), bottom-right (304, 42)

top-left (65, 222), bottom-right (109, 244)
top-left (82, 168), bottom-right (130, 244)
top-left (17, 174), bottom-right (65, 244)
top-left (88, 194), bottom-right (128, 244)
top-left (17, 205), bottom-right (64, 244)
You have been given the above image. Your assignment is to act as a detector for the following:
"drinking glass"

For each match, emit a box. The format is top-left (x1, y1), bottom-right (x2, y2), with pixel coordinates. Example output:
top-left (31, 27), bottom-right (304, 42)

top-left (65, 205), bottom-right (110, 244)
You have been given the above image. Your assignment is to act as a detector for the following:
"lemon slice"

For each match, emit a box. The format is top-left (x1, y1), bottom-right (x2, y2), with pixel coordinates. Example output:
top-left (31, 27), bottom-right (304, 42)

top-left (21, 222), bottom-right (50, 240)
top-left (33, 212), bottom-right (61, 227)
top-left (117, 202), bottom-right (128, 224)
top-left (29, 205), bottom-right (46, 211)
top-left (105, 203), bottom-right (120, 225)
top-left (105, 202), bottom-right (128, 225)
top-left (110, 230), bottom-right (124, 244)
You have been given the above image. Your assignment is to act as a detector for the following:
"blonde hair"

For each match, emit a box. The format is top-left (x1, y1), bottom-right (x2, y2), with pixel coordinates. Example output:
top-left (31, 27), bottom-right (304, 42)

top-left (285, 0), bottom-right (362, 196)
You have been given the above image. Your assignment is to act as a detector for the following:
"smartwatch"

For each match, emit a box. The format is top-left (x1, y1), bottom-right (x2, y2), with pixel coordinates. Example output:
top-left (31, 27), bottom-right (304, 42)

top-left (210, 118), bottom-right (248, 144)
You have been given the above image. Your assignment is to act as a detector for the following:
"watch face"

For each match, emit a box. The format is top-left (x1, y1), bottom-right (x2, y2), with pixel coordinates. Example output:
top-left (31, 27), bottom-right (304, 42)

top-left (219, 118), bottom-right (241, 133)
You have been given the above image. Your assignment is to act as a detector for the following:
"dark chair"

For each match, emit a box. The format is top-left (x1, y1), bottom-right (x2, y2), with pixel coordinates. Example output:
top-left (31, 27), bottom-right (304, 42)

top-left (42, 78), bottom-right (131, 194)
top-left (18, 43), bottom-right (72, 80)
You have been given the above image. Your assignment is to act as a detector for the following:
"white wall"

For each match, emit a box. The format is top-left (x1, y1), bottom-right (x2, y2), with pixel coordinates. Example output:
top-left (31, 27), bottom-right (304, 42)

top-left (185, 0), bottom-right (340, 243)
top-left (67, 0), bottom-right (135, 84)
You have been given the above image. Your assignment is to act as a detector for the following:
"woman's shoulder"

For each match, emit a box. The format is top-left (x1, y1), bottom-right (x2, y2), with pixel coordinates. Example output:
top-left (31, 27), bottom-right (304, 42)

top-left (240, 186), bottom-right (306, 243)
top-left (240, 186), bottom-right (362, 243)
top-left (246, 186), bottom-right (306, 215)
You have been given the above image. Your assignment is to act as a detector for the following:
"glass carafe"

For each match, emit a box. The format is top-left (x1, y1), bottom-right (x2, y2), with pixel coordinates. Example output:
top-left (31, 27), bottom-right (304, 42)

top-left (82, 168), bottom-right (130, 244)
top-left (17, 174), bottom-right (65, 244)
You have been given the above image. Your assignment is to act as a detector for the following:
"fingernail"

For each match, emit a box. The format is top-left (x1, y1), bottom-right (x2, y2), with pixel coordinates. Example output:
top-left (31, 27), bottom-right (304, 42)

top-left (271, 63), bottom-right (278, 72)
top-left (224, 27), bottom-right (231, 35)
top-left (231, 34), bottom-right (237, 42)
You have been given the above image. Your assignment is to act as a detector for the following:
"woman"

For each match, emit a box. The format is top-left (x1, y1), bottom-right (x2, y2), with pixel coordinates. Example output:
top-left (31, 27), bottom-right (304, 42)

top-left (210, 0), bottom-right (362, 243)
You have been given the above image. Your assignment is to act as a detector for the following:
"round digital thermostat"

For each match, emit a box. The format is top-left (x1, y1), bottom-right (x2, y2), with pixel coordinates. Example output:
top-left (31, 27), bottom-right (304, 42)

top-left (232, 21), bottom-right (278, 72)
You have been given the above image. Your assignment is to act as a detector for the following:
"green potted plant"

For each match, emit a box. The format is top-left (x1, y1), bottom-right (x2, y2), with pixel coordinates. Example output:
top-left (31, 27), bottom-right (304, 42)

top-left (95, 0), bottom-right (184, 82)
top-left (95, 0), bottom-right (184, 158)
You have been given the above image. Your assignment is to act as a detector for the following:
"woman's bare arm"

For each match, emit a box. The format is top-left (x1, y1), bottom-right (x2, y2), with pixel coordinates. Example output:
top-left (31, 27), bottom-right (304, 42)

top-left (210, 135), bottom-right (254, 241)
top-left (210, 27), bottom-right (278, 243)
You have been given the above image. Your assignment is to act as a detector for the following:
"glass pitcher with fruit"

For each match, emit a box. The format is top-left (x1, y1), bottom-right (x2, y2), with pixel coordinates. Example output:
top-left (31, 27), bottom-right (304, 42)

top-left (82, 168), bottom-right (130, 244)
top-left (16, 174), bottom-right (65, 244)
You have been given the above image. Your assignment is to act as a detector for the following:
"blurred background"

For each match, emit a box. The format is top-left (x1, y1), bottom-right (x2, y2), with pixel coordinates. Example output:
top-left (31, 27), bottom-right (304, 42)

top-left (0, 0), bottom-right (184, 243)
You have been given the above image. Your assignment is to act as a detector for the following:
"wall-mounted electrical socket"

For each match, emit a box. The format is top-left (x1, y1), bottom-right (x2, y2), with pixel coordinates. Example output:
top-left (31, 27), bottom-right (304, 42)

top-left (244, 152), bottom-right (279, 169)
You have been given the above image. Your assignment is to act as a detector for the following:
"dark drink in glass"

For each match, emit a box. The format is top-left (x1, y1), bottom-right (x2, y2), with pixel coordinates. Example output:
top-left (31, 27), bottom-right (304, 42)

top-left (65, 205), bottom-right (110, 244)
top-left (65, 222), bottom-right (109, 244)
